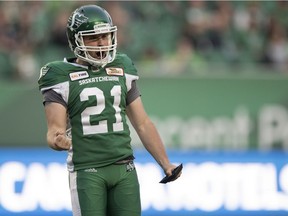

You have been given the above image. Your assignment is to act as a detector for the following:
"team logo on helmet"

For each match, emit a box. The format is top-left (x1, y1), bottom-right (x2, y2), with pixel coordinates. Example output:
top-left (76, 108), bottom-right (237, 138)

top-left (68, 11), bottom-right (88, 31)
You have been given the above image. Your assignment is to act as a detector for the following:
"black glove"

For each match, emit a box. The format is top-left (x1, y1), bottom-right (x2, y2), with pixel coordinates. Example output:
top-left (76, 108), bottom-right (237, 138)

top-left (159, 163), bottom-right (183, 184)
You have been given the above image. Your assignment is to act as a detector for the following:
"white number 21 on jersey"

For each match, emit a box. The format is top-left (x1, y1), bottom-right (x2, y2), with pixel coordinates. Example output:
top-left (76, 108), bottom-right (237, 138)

top-left (80, 86), bottom-right (123, 135)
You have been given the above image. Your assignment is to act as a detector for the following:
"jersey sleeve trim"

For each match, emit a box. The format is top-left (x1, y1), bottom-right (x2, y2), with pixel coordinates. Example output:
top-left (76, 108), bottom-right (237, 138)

top-left (40, 81), bottom-right (70, 104)
top-left (43, 89), bottom-right (68, 108)
top-left (125, 73), bottom-right (139, 92)
top-left (126, 80), bottom-right (141, 105)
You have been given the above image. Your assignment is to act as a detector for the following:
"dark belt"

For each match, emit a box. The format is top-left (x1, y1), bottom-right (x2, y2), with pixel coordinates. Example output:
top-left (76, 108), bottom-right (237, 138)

top-left (114, 155), bottom-right (135, 165)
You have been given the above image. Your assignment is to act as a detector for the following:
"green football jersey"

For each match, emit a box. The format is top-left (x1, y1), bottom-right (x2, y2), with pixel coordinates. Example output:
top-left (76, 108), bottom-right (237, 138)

top-left (38, 53), bottom-right (139, 171)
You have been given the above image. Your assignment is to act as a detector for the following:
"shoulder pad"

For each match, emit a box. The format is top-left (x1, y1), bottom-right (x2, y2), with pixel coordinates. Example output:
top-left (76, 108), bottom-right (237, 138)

top-left (39, 61), bottom-right (65, 79)
top-left (111, 53), bottom-right (138, 76)
top-left (38, 61), bottom-right (70, 91)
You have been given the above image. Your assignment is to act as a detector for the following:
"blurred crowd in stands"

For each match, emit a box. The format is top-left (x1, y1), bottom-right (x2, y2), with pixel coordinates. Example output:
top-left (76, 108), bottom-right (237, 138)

top-left (0, 1), bottom-right (288, 80)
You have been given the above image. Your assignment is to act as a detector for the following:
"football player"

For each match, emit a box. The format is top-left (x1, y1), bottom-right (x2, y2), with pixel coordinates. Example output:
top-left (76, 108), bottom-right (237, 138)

top-left (38, 4), bottom-right (181, 216)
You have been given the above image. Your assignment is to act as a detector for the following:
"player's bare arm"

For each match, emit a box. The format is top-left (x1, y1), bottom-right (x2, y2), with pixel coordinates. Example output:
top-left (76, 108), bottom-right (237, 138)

top-left (126, 97), bottom-right (181, 179)
top-left (44, 102), bottom-right (71, 151)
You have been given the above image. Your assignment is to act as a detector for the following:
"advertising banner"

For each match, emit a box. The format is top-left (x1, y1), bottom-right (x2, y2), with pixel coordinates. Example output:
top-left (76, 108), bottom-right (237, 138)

top-left (0, 148), bottom-right (287, 216)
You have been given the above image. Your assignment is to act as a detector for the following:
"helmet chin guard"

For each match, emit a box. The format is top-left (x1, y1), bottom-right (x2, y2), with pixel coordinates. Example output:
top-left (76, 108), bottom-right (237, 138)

top-left (66, 5), bottom-right (117, 67)
top-left (74, 24), bottom-right (117, 67)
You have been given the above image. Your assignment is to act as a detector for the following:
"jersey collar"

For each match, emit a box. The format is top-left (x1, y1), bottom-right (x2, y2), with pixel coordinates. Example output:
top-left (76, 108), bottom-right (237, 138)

top-left (64, 57), bottom-right (89, 69)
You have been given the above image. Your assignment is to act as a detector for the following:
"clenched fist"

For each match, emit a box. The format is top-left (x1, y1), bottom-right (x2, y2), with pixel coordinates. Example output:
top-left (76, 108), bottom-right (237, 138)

top-left (54, 132), bottom-right (71, 151)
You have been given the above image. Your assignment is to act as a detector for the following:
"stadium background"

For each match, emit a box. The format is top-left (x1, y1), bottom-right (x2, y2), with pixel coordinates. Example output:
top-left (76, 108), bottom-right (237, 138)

top-left (0, 1), bottom-right (288, 216)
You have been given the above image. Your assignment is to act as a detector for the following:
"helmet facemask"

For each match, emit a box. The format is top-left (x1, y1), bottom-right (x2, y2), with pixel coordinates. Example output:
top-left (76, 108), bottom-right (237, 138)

top-left (74, 23), bottom-right (117, 67)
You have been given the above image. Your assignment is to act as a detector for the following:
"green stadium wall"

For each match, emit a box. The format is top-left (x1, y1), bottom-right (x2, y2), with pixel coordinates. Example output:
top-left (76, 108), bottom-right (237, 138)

top-left (1, 74), bottom-right (288, 150)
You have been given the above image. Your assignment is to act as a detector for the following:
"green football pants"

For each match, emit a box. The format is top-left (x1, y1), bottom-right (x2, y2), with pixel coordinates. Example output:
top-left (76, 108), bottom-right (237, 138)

top-left (69, 162), bottom-right (141, 216)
